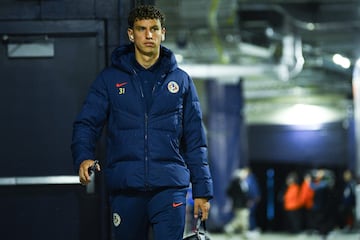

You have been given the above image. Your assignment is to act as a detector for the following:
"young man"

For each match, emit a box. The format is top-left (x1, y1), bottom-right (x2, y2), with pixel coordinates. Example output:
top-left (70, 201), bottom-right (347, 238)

top-left (71, 5), bottom-right (213, 240)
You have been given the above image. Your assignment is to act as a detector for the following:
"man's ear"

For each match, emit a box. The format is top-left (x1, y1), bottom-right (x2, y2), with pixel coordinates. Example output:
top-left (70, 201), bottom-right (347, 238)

top-left (161, 28), bottom-right (166, 41)
top-left (127, 28), bottom-right (134, 42)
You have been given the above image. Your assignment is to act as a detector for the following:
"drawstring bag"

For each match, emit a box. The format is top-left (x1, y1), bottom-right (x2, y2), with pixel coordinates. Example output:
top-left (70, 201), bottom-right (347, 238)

top-left (183, 215), bottom-right (210, 240)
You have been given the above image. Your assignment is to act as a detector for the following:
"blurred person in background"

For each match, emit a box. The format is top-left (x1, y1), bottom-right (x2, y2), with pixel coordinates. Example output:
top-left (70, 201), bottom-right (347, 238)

top-left (241, 167), bottom-right (261, 238)
top-left (224, 168), bottom-right (251, 239)
top-left (338, 169), bottom-right (356, 232)
top-left (299, 171), bottom-right (315, 233)
top-left (184, 185), bottom-right (195, 235)
top-left (283, 172), bottom-right (302, 234)
top-left (310, 169), bottom-right (337, 240)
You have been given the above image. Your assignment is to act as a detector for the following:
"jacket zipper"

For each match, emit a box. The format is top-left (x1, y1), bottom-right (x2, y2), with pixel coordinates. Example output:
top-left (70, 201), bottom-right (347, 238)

top-left (144, 112), bottom-right (150, 190)
top-left (144, 85), bottom-right (158, 190)
top-left (133, 70), bottom-right (150, 190)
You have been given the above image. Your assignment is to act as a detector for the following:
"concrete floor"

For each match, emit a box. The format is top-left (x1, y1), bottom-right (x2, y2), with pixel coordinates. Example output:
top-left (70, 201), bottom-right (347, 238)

top-left (201, 230), bottom-right (360, 240)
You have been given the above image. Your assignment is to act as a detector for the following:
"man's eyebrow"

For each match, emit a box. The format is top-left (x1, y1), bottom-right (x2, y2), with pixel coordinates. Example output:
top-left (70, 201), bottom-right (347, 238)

top-left (134, 24), bottom-right (161, 29)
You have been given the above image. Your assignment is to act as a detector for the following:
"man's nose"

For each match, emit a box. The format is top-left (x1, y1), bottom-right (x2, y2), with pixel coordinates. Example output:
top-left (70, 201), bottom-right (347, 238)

top-left (146, 30), bottom-right (152, 39)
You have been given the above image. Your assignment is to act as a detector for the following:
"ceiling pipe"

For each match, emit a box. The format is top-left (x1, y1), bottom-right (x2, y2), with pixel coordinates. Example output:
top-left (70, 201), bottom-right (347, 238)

top-left (291, 36), bottom-right (305, 78)
top-left (237, 42), bottom-right (276, 59)
top-left (176, 2), bottom-right (302, 82)
top-left (208, 0), bottom-right (228, 64)
top-left (238, 3), bottom-right (360, 33)
top-left (179, 63), bottom-right (283, 82)
top-left (236, 3), bottom-right (359, 78)
top-left (237, 3), bottom-right (305, 80)
top-left (280, 34), bottom-right (304, 80)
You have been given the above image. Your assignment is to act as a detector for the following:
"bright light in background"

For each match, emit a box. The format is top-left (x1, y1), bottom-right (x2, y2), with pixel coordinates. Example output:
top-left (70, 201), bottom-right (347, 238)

top-left (306, 23), bottom-right (315, 31)
top-left (332, 53), bottom-right (351, 69)
top-left (272, 104), bottom-right (339, 126)
top-left (175, 54), bottom-right (183, 63)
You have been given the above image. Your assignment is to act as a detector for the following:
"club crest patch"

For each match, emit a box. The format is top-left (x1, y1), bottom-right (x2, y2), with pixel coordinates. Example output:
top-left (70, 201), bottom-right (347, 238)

top-left (167, 81), bottom-right (179, 93)
top-left (113, 213), bottom-right (121, 227)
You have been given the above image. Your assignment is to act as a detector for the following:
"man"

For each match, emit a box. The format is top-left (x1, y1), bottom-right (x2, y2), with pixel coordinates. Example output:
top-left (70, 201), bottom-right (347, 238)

top-left (224, 169), bottom-right (250, 238)
top-left (339, 169), bottom-right (356, 231)
top-left (242, 167), bottom-right (261, 235)
top-left (283, 172), bottom-right (302, 233)
top-left (299, 172), bottom-right (315, 232)
top-left (71, 5), bottom-right (213, 240)
top-left (310, 169), bottom-right (336, 240)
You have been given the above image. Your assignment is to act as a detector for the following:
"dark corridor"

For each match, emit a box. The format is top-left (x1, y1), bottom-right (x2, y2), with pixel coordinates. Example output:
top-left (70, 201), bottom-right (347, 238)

top-left (250, 161), bottom-right (346, 233)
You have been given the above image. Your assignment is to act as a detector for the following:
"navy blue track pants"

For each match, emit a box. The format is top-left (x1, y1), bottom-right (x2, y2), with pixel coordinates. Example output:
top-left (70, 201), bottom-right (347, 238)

top-left (110, 187), bottom-right (188, 240)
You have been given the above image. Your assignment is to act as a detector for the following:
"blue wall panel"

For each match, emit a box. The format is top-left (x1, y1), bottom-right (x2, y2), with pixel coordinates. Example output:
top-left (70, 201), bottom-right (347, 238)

top-left (206, 79), bottom-right (246, 229)
top-left (248, 123), bottom-right (348, 167)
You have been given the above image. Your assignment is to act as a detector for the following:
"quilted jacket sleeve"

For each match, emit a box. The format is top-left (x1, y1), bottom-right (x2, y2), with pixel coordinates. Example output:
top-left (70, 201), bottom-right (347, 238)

top-left (71, 72), bottom-right (109, 173)
top-left (181, 75), bottom-right (213, 199)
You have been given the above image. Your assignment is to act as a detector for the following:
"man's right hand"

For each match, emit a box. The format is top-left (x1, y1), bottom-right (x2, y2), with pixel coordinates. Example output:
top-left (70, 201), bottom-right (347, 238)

top-left (79, 159), bottom-right (101, 185)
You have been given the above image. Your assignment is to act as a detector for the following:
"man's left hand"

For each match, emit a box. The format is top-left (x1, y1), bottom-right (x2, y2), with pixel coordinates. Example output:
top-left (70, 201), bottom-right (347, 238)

top-left (193, 198), bottom-right (210, 221)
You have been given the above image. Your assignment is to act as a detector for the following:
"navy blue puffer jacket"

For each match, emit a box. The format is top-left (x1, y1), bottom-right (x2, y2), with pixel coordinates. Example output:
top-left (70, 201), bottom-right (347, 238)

top-left (71, 44), bottom-right (213, 199)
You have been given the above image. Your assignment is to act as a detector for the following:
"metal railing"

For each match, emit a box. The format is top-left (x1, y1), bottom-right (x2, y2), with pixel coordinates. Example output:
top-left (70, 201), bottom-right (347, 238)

top-left (0, 175), bottom-right (95, 193)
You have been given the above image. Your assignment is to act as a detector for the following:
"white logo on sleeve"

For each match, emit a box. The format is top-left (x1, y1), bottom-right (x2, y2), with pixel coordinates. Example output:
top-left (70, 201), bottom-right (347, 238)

top-left (113, 213), bottom-right (121, 227)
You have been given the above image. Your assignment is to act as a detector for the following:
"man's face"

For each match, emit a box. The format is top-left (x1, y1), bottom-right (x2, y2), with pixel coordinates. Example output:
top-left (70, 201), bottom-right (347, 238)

top-left (128, 19), bottom-right (165, 57)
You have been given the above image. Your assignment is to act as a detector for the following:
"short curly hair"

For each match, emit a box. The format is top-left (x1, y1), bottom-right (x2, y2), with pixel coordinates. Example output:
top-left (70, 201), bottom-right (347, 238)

top-left (128, 5), bottom-right (165, 29)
